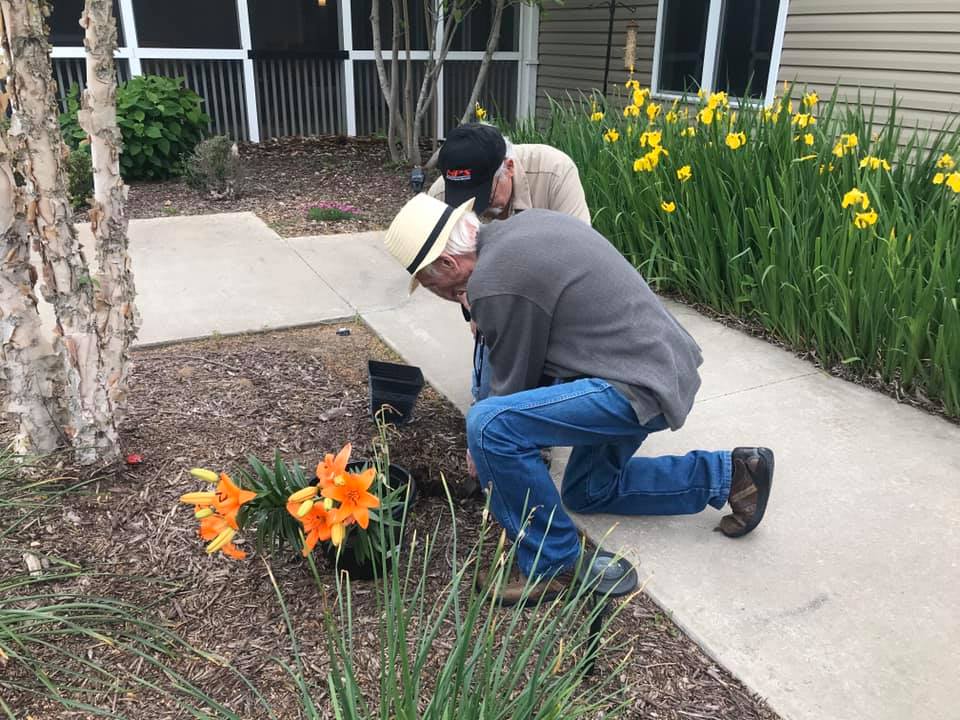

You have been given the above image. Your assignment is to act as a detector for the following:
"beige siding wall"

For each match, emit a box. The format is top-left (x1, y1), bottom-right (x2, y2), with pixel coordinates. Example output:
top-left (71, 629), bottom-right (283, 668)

top-left (536, 0), bottom-right (658, 119)
top-left (535, 0), bottom-right (960, 132)
top-left (777, 0), bottom-right (960, 131)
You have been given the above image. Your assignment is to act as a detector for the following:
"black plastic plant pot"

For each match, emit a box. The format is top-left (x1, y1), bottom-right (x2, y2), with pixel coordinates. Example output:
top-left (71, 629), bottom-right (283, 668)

top-left (368, 360), bottom-right (425, 425)
top-left (325, 462), bottom-right (416, 581)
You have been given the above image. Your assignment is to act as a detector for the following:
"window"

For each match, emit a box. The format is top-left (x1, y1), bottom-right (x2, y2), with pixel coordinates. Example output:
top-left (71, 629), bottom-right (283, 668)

top-left (49, 0), bottom-right (124, 46)
top-left (249, 0), bottom-right (340, 53)
top-left (132, 0), bottom-right (240, 49)
top-left (654, 0), bottom-right (783, 100)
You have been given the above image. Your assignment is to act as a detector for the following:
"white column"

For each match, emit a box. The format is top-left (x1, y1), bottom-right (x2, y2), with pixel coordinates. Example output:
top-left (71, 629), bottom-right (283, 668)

top-left (765, 0), bottom-right (791, 106)
top-left (116, 0), bottom-right (141, 76)
top-left (434, 0), bottom-right (445, 137)
top-left (340, 0), bottom-right (357, 136)
top-left (516, 3), bottom-right (540, 120)
top-left (235, 0), bottom-right (261, 142)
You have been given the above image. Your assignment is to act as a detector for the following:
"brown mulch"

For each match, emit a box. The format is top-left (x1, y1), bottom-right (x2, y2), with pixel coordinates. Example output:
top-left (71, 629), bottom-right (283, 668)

top-left (0, 322), bottom-right (778, 719)
top-left (78, 136), bottom-right (432, 238)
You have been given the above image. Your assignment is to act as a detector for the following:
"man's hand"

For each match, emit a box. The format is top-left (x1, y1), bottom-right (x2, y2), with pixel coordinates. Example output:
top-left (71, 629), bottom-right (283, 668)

top-left (470, 320), bottom-right (478, 338)
top-left (466, 449), bottom-right (478, 479)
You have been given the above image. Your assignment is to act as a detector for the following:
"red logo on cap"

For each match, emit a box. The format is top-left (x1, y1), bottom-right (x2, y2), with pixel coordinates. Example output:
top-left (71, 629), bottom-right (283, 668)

top-left (446, 168), bottom-right (472, 182)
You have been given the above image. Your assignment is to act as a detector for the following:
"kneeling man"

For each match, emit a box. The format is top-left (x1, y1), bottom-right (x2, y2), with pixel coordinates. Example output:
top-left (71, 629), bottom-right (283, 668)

top-left (384, 194), bottom-right (774, 604)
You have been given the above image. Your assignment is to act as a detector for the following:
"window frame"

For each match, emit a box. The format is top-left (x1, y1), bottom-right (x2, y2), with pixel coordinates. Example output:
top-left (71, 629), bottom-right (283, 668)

top-left (651, 0), bottom-right (790, 106)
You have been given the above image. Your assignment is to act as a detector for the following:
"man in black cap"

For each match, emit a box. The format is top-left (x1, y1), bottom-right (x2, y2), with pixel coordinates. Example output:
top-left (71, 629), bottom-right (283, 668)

top-left (428, 123), bottom-right (590, 223)
top-left (428, 124), bottom-right (591, 402)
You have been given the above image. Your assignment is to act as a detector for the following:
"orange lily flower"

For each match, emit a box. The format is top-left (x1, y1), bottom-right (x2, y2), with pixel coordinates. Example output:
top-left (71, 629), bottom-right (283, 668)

top-left (287, 498), bottom-right (335, 556)
top-left (316, 443), bottom-right (352, 489)
top-left (198, 514), bottom-right (247, 560)
top-left (213, 472), bottom-right (257, 528)
top-left (322, 468), bottom-right (380, 529)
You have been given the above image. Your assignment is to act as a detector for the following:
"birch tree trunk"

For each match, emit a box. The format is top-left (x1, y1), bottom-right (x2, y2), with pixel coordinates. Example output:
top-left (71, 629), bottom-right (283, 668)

top-left (0, 0), bottom-right (120, 464)
top-left (78, 0), bottom-right (139, 419)
top-left (0, 98), bottom-right (67, 454)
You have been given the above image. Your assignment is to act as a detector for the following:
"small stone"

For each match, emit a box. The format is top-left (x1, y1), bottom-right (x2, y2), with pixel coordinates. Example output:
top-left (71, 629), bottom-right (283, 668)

top-left (336, 327), bottom-right (351, 336)
top-left (23, 552), bottom-right (43, 576)
top-left (320, 406), bottom-right (350, 422)
top-left (176, 366), bottom-right (196, 379)
top-left (163, 200), bottom-right (172, 207)
top-left (65, 510), bottom-right (82, 524)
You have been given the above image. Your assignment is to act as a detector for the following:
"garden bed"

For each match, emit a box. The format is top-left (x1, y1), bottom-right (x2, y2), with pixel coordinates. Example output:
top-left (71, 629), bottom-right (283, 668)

top-left (85, 136), bottom-right (430, 238)
top-left (1, 322), bottom-right (777, 719)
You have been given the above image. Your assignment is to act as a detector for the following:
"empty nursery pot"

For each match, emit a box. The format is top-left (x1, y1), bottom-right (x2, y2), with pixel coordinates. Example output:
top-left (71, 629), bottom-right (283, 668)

top-left (368, 360), bottom-right (425, 425)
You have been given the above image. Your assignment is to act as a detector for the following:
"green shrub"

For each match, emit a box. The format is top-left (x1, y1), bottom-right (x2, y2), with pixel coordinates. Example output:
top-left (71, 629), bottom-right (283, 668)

top-left (59, 75), bottom-right (210, 181)
top-left (511, 85), bottom-right (960, 417)
top-left (184, 134), bottom-right (240, 197)
top-left (63, 148), bottom-right (93, 209)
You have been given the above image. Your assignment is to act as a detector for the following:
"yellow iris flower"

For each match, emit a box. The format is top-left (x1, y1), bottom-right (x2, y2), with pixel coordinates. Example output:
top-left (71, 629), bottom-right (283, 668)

top-left (677, 165), bottom-right (692, 182)
top-left (853, 209), bottom-right (879, 229)
top-left (792, 113), bottom-right (816, 129)
top-left (639, 130), bottom-right (662, 148)
top-left (590, 111), bottom-right (605, 122)
top-left (946, 172), bottom-right (960, 193)
top-left (803, 91), bottom-right (819, 108)
top-left (646, 102), bottom-right (662, 122)
top-left (603, 128), bottom-right (620, 143)
top-left (661, 200), bottom-right (676, 213)
top-left (841, 188), bottom-right (870, 210)
top-left (697, 107), bottom-right (715, 125)
top-left (624, 104), bottom-right (641, 118)
top-left (725, 132), bottom-right (747, 150)
top-left (935, 153), bottom-right (955, 170)
top-left (859, 156), bottom-right (892, 171)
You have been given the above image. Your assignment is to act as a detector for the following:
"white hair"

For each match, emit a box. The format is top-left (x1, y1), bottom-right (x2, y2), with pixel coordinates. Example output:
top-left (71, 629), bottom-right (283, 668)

top-left (418, 211), bottom-right (479, 279)
top-left (495, 138), bottom-right (516, 179)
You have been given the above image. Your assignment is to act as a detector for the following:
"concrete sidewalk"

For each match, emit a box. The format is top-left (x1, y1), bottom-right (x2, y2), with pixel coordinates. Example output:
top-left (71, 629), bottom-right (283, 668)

top-left (61, 213), bottom-right (960, 720)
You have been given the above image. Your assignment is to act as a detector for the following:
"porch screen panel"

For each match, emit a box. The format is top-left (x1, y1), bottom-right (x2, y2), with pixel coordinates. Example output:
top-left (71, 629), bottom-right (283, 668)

top-left (353, 61), bottom-right (435, 138)
top-left (443, 60), bottom-right (517, 126)
top-left (133, 0), bottom-right (240, 48)
top-left (49, 0), bottom-right (125, 46)
top-left (254, 58), bottom-right (345, 137)
top-left (141, 59), bottom-right (249, 140)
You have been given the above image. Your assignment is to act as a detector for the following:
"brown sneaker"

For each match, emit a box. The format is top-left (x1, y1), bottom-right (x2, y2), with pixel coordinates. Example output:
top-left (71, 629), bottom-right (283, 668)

top-left (716, 447), bottom-right (774, 538)
top-left (476, 565), bottom-right (577, 607)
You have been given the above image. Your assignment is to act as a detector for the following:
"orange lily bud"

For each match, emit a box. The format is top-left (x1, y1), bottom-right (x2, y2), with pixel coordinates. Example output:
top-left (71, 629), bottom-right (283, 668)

top-left (296, 499), bottom-right (315, 517)
top-left (206, 527), bottom-right (236, 554)
top-left (190, 468), bottom-right (219, 483)
top-left (331, 523), bottom-right (345, 547)
top-left (288, 485), bottom-right (319, 503)
top-left (323, 497), bottom-right (334, 511)
top-left (180, 491), bottom-right (217, 505)
top-left (194, 507), bottom-right (214, 519)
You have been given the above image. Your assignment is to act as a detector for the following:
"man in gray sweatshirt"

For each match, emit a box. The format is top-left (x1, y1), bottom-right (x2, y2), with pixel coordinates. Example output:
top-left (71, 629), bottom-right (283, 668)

top-left (384, 194), bottom-right (774, 605)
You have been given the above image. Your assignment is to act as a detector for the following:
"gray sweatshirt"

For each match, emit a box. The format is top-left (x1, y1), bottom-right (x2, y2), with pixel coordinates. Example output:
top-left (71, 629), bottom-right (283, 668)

top-left (468, 209), bottom-right (703, 430)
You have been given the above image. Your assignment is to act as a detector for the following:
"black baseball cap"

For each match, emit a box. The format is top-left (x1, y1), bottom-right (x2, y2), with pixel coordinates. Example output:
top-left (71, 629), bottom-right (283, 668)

top-left (438, 123), bottom-right (507, 214)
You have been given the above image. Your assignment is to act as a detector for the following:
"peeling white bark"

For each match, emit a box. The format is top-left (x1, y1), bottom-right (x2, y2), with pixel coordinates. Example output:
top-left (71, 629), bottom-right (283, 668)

top-left (0, 116), bottom-right (67, 454)
top-left (78, 0), bottom-right (139, 420)
top-left (0, 0), bottom-right (119, 464)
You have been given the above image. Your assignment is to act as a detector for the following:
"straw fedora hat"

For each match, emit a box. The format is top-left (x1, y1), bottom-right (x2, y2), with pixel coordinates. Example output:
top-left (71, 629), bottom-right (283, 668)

top-left (384, 193), bottom-right (475, 293)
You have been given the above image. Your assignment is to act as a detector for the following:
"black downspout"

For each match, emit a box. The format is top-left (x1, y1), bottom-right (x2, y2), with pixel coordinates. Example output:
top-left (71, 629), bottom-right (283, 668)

top-left (601, 0), bottom-right (616, 96)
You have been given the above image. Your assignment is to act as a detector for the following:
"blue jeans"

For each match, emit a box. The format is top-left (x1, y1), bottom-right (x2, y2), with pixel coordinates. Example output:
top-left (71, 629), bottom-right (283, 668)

top-left (466, 378), bottom-right (732, 579)
top-left (471, 340), bottom-right (492, 402)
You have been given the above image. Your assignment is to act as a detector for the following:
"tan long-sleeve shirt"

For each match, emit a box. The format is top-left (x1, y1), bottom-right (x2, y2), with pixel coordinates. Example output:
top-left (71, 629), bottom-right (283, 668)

top-left (428, 143), bottom-right (591, 224)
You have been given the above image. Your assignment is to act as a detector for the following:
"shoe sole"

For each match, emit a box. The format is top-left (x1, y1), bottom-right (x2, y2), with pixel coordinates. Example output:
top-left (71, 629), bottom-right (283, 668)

top-left (724, 447), bottom-right (774, 538)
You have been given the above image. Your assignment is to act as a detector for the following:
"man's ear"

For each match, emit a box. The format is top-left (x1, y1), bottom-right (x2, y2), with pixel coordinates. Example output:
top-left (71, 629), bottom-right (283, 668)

top-left (505, 158), bottom-right (515, 177)
top-left (436, 253), bottom-right (458, 271)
